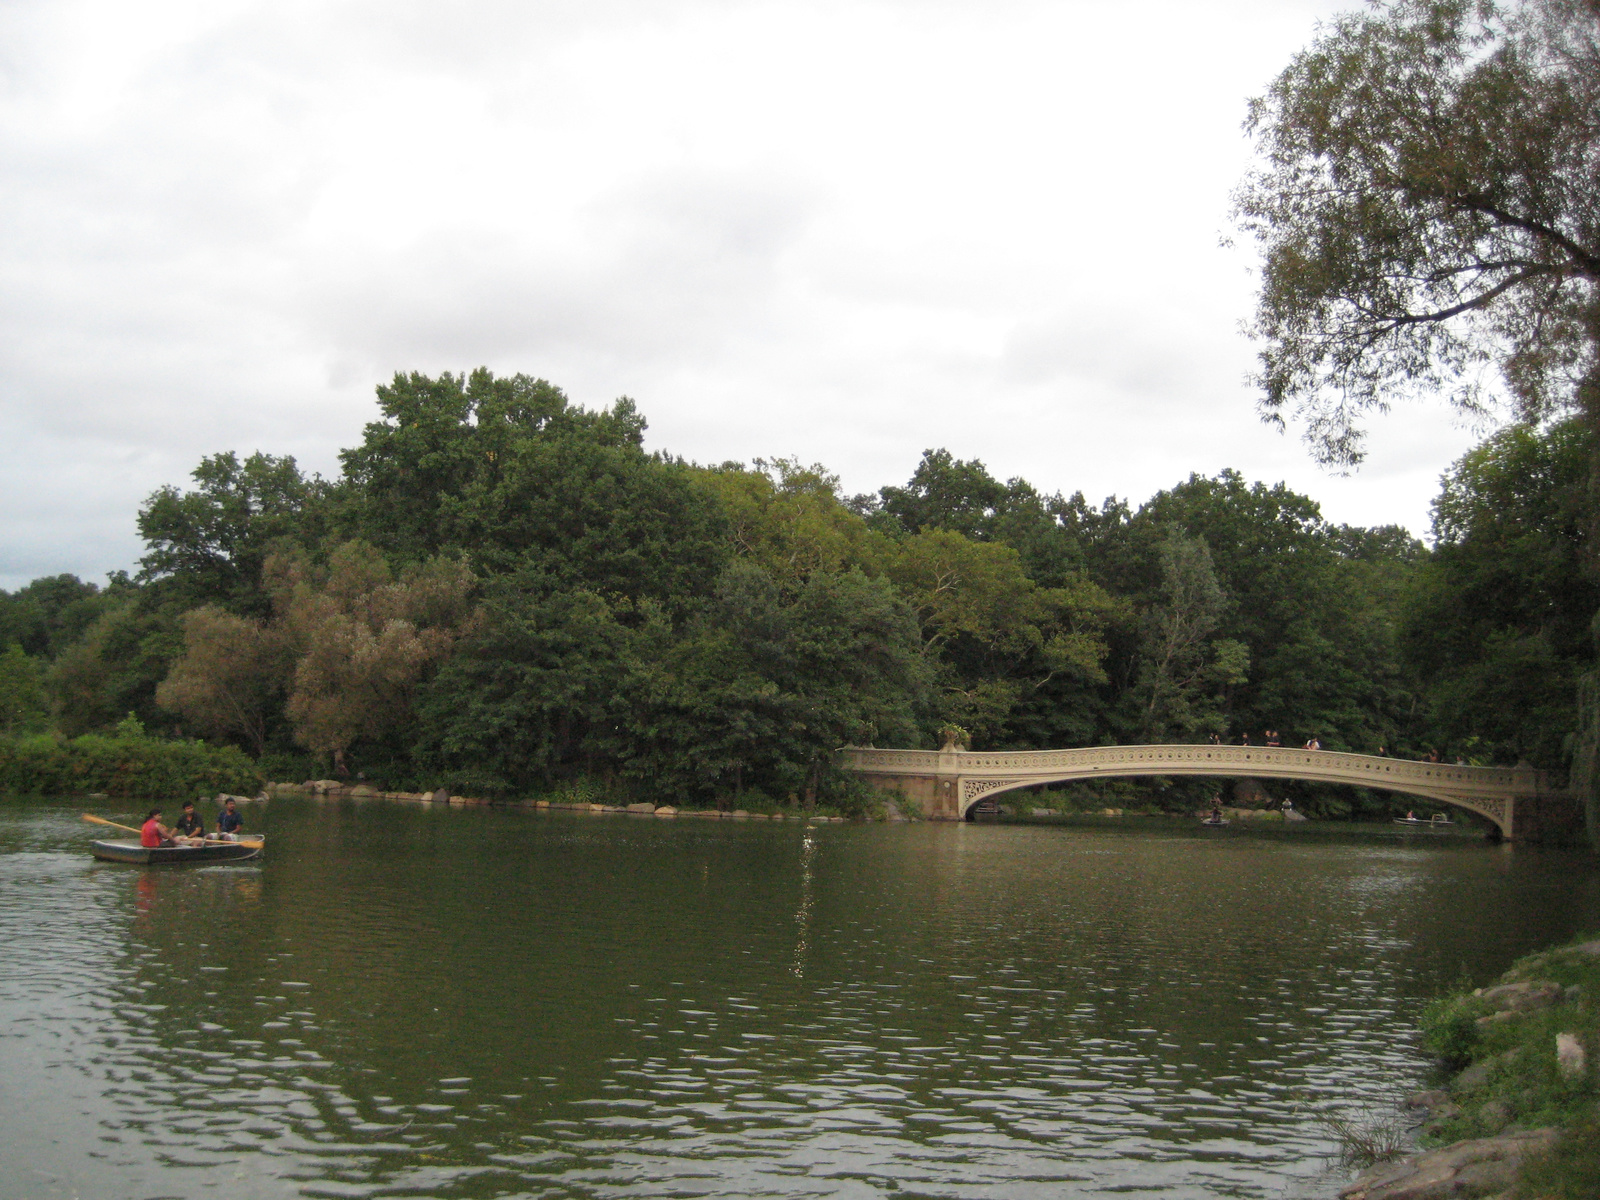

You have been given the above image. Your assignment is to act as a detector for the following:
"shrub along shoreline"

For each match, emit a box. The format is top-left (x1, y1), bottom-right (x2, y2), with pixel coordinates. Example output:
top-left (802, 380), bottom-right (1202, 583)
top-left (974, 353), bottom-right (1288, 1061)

top-left (1340, 933), bottom-right (1600, 1199)
top-left (0, 729), bottom-right (263, 799)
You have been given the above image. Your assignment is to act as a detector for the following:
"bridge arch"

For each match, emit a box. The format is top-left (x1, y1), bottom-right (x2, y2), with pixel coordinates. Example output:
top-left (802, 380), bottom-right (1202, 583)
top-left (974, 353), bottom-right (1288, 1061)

top-left (838, 744), bottom-right (1555, 838)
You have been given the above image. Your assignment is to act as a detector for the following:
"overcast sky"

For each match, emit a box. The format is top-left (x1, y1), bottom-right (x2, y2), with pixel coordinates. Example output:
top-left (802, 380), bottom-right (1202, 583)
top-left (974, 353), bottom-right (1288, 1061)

top-left (0, 0), bottom-right (1495, 591)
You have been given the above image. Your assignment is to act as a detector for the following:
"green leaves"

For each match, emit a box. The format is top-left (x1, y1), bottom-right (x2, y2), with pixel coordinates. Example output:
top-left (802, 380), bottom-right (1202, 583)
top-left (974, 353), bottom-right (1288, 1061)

top-left (1235, 0), bottom-right (1600, 463)
top-left (0, 645), bottom-right (47, 735)
top-left (339, 370), bottom-right (724, 604)
top-left (137, 450), bottom-right (326, 614)
top-left (1403, 417), bottom-right (1597, 764)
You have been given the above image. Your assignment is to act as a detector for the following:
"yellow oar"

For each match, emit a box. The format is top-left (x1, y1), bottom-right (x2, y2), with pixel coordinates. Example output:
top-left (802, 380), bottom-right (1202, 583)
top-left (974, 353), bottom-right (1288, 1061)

top-left (82, 813), bottom-right (264, 850)
top-left (83, 813), bottom-right (142, 835)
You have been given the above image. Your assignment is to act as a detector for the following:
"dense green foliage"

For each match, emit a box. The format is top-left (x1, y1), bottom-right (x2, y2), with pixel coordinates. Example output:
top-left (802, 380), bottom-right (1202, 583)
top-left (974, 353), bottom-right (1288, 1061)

top-left (1, 369), bottom-right (1590, 813)
top-left (0, 718), bottom-right (261, 798)
top-left (1405, 418), bottom-right (1598, 765)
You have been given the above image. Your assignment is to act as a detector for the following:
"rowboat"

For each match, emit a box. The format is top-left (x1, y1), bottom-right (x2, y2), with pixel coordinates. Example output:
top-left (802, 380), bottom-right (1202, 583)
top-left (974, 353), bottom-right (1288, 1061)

top-left (1200, 817), bottom-right (1230, 827)
top-left (90, 837), bottom-right (263, 865)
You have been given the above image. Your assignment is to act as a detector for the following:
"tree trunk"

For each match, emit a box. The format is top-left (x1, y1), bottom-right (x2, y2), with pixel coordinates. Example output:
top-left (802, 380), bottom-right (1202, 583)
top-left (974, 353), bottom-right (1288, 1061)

top-left (1576, 352), bottom-right (1600, 847)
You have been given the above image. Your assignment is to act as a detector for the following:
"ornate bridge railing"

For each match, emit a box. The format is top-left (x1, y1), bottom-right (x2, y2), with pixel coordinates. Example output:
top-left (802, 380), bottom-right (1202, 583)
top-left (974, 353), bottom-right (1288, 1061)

top-left (837, 743), bottom-right (1557, 837)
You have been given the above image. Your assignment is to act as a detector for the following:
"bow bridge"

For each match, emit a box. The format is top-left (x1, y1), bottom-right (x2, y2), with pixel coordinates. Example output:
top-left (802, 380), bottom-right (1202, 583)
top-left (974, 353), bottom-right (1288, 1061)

top-left (838, 744), bottom-right (1567, 839)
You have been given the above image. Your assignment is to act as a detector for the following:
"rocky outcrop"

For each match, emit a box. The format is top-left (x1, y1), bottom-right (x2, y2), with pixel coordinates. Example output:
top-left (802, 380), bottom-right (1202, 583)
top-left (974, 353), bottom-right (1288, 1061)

top-left (1466, 978), bottom-right (1565, 1030)
top-left (1338, 1128), bottom-right (1558, 1200)
top-left (1475, 979), bottom-right (1563, 1012)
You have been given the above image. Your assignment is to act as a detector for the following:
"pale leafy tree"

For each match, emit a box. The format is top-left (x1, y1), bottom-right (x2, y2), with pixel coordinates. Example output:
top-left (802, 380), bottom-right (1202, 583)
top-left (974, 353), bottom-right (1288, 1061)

top-left (155, 607), bottom-right (290, 756)
top-left (1138, 532), bottom-right (1251, 740)
top-left (1233, 0), bottom-right (1600, 465)
top-left (696, 458), bottom-right (890, 588)
top-left (271, 542), bottom-right (475, 774)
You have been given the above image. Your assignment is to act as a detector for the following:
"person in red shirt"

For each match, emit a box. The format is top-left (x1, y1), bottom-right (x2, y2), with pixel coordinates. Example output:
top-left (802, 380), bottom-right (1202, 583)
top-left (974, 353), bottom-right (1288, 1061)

top-left (140, 808), bottom-right (176, 848)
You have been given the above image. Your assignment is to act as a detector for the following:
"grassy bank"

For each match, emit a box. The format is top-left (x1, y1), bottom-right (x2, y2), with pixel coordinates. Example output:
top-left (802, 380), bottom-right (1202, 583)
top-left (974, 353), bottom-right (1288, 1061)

top-left (0, 727), bottom-right (262, 799)
top-left (1418, 934), bottom-right (1600, 1198)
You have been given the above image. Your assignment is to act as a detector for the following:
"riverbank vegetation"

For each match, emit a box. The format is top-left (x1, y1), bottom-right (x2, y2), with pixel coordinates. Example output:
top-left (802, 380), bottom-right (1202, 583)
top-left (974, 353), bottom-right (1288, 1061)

top-left (1413, 934), bottom-right (1600, 1199)
top-left (1, 371), bottom-right (1591, 814)
top-left (0, 715), bottom-right (261, 799)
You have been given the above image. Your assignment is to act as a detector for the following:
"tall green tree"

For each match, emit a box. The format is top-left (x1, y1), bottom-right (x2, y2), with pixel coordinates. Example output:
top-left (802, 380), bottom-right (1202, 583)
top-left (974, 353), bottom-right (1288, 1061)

top-left (339, 370), bottom-right (726, 603)
top-left (0, 574), bottom-right (120, 659)
top-left (0, 644), bottom-right (47, 734)
top-left (138, 451), bottom-right (327, 614)
top-left (872, 448), bottom-right (1091, 584)
top-left (1086, 471), bottom-right (1419, 751)
top-left (1134, 531), bottom-right (1249, 740)
top-left (695, 457), bottom-right (890, 588)
top-left (621, 563), bottom-right (928, 804)
top-left (1403, 418), bottom-right (1597, 764)
top-left (885, 529), bottom-right (1112, 746)
top-left (48, 596), bottom-right (182, 736)
top-left (1236, 0), bottom-right (1600, 835)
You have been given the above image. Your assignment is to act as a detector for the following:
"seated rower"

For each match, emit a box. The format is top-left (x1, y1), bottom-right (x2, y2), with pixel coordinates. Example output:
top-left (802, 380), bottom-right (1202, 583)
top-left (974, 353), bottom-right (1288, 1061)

top-left (140, 808), bottom-right (176, 848)
top-left (216, 797), bottom-right (244, 840)
top-left (172, 801), bottom-right (206, 846)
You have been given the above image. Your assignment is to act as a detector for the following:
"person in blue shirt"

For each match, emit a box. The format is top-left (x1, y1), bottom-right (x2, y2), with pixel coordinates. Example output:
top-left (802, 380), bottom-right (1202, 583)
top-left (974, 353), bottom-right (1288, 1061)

top-left (217, 797), bottom-right (244, 837)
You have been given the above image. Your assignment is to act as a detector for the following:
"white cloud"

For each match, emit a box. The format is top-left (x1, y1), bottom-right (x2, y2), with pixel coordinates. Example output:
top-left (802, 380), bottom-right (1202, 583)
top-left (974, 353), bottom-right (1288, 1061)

top-left (0, 0), bottom-right (1480, 591)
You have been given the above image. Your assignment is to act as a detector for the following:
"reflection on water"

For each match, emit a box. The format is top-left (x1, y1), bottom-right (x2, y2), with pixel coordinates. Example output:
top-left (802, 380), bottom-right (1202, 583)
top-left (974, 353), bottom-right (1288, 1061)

top-left (2, 796), bottom-right (1597, 1200)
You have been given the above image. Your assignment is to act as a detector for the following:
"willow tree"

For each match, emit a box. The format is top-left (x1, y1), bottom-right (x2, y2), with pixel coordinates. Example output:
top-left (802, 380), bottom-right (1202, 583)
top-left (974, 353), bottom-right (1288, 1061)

top-left (1234, 0), bottom-right (1600, 839)
top-left (1234, 0), bottom-right (1600, 465)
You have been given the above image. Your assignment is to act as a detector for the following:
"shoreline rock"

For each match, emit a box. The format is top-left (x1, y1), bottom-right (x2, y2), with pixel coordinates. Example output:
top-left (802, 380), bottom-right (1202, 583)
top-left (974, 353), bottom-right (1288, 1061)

top-left (1339, 1128), bottom-right (1558, 1200)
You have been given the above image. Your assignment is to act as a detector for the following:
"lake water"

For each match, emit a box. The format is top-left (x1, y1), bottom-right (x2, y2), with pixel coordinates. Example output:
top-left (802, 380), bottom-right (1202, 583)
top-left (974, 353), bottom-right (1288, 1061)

top-left (3, 796), bottom-right (1598, 1200)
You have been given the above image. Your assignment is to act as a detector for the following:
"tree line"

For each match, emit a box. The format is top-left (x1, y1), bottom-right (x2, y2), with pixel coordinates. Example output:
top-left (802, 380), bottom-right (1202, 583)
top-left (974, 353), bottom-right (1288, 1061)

top-left (1, 369), bottom-right (1590, 814)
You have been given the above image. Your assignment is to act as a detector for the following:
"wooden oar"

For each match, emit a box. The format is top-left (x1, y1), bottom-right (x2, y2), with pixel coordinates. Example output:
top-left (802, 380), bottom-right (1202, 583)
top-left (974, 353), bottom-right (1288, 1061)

top-left (82, 813), bottom-right (264, 849)
top-left (82, 813), bottom-right (142, 836)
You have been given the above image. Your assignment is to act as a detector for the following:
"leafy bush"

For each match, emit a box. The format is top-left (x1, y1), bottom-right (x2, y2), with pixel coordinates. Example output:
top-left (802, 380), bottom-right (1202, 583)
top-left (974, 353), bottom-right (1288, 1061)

top-left (816, 769), bottom-right (883, 819)
top-left (0, 729), bottom-right (262, 798)
top-left (1420, 991), bottom-right (1483, 1067)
